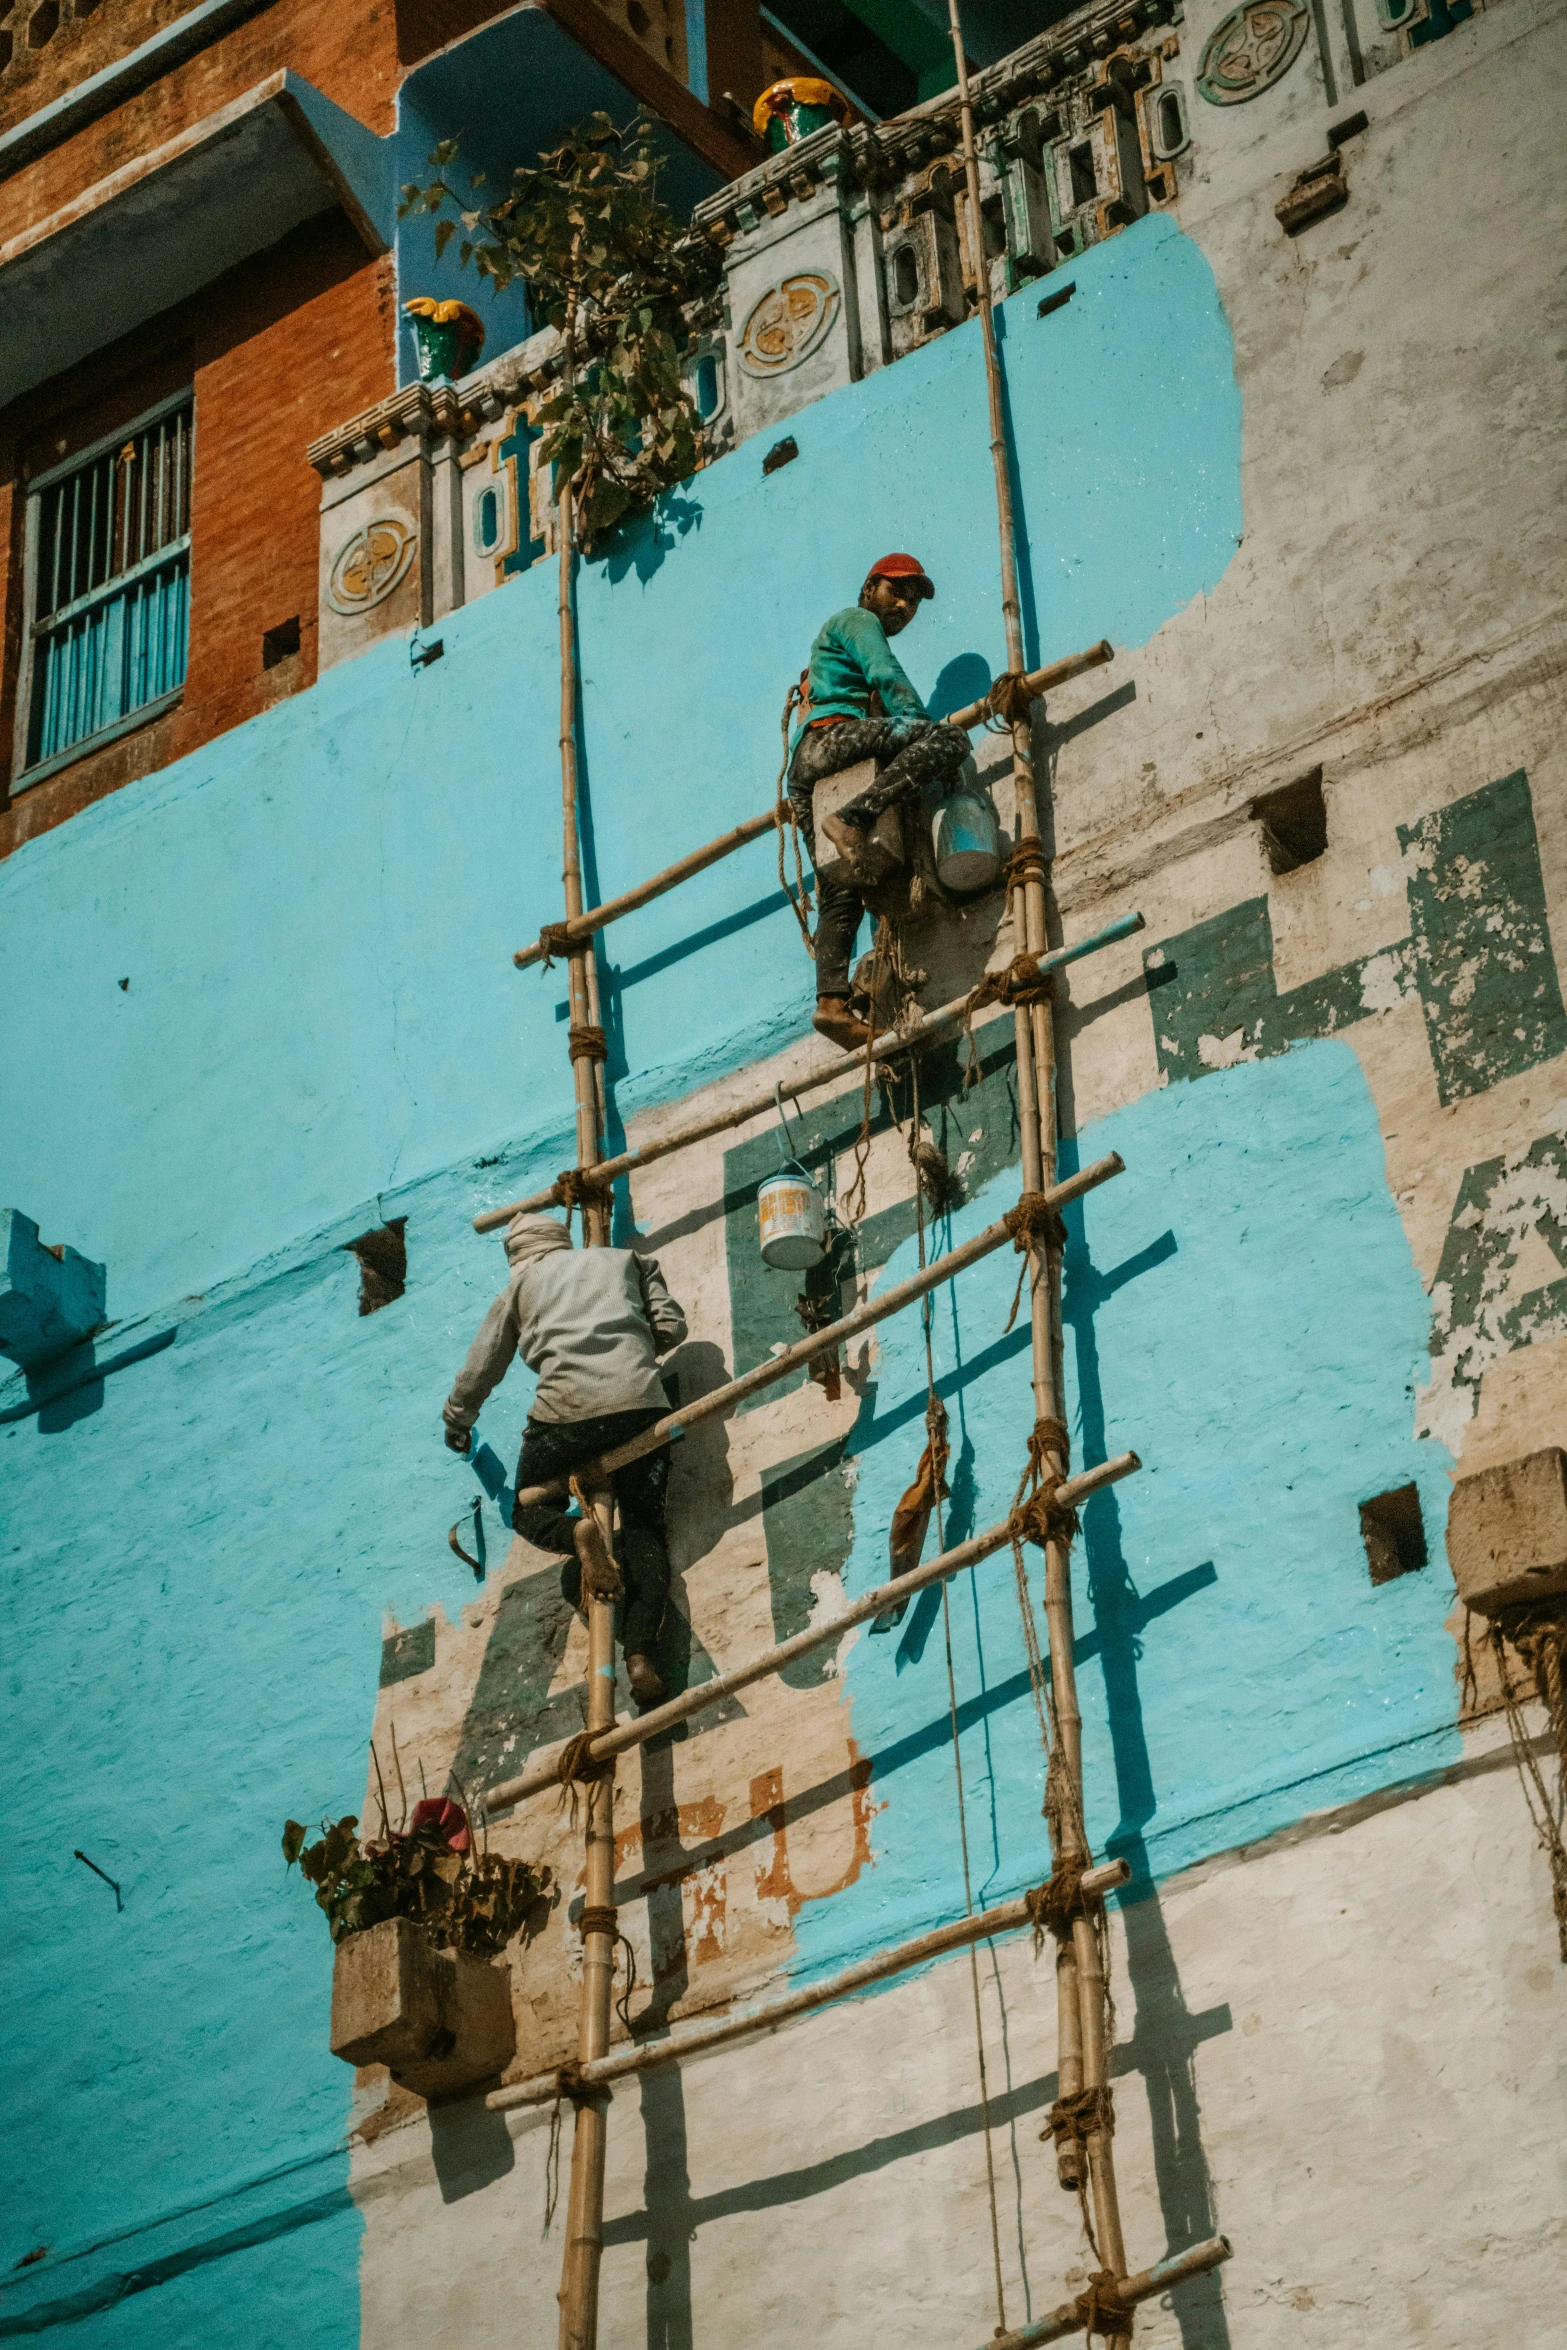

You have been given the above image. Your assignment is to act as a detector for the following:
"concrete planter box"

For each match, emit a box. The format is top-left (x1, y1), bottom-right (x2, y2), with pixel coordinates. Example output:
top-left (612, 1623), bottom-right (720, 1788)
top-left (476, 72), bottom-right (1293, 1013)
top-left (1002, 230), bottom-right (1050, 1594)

top-left (1446, 1446), bottom-right (1567, 1617)
top-left (329, 1916), bottom-right (515, 2101)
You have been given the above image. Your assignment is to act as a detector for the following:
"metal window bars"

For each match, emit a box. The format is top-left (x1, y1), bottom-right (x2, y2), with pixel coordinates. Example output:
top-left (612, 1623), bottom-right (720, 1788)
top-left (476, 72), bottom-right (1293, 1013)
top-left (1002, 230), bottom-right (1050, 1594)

top-left (24, 396), bottom-right (193, 774)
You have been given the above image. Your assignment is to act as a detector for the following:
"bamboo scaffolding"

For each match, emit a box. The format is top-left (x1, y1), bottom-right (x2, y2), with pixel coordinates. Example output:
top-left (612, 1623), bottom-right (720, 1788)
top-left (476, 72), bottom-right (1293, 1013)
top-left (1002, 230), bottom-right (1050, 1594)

top-left (553, 481), bottom-right (617, 2350)
top-left (508, 1156), bottom-right (1124, 1509)
top-left (487, 1452), bottom-right (1141, 1810)
top-left (980, 2239), bottom-right (1234, 2349)
top-left (510, 639), bottom-right (1115, 968)
top-left (488, 1857), bottom-right (1134, 2109)
top-left (474, 912), bottom-right (1144, 1232)
top-left (944, 0), bottom-right (1129, 2303)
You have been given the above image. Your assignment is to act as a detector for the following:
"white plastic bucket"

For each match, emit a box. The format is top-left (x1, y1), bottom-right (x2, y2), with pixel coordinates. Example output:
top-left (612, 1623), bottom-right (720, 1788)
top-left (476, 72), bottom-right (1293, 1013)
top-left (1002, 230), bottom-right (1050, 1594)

top-left (933, 790), bottom-right (1003, 894)
top-left (758, 1169), bottom-right (828, 1270)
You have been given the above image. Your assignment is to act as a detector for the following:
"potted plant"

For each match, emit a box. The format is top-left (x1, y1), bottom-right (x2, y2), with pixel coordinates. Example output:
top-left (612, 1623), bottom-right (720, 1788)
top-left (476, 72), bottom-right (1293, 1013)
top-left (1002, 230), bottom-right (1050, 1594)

top-left (284, 1794), bottom-right (551, 2099)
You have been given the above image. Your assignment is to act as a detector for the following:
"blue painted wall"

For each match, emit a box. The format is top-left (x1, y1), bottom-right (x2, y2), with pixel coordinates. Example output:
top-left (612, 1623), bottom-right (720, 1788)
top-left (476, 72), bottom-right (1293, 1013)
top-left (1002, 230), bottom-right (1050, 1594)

top-left (792, 1042), bottom-right (1457, 1981)
top-left (0, 212), bottom-right (1253, 2333)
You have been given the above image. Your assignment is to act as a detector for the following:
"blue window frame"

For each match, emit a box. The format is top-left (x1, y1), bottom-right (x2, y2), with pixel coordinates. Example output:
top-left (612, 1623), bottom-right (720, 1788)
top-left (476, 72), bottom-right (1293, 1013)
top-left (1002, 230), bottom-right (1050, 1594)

top-left (16, 393), bottom-right (193, 787)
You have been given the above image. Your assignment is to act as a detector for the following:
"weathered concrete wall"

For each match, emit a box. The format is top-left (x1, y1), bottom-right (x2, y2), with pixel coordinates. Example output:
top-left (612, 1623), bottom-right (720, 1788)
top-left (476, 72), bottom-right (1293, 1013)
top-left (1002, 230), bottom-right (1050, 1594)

top-left (2, 0), bottom-right (1565, 2343)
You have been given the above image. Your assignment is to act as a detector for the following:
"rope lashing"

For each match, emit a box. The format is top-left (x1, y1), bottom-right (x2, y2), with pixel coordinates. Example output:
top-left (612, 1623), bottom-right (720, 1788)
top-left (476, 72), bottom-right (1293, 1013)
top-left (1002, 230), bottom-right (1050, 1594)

top-left (553, 2058), bottom-right (601, 2103)
top-left (1044, 2084), bottom-right (1117, 2166)
top-left (984, 669), bottom-right (1036, 729)
top-left (1006, 837), bottom-right (1048, 888)
top-left (536, 922), bottom-right (576, 968)
top-left (1024, 1855), bottom-right (1089, 1945)
top-left (1003, 1194), bottom-right (1070, 1253)
top-left (555, 1731), bottom-right (616, 1789)
top-left (576, 1904), bottom-right (619, 1941)
top-left (1075, 2268), bottom-right (1137, 2343)
top-left (1015, 1485), bottom-right (1081, 1547)
top-left (554, 1165), bottom-right (612, 1209)
top-left (567, 1023), bottom-right (608, 1064)
top-left (1000, 1197), bottom-right (1071, 1334)
top-left (1009, 1416), bottom-right (1079, 1549)
top-left (969, 951), bottom-right (1056, 1009)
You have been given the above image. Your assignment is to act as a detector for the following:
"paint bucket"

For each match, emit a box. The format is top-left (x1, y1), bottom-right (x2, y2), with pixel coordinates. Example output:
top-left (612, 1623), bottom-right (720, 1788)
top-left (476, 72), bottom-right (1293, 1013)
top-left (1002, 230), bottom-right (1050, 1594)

top-left (933, 789), bottom-right (1003, 894)
top-left (757, 1167), bottom-right (828, 1270)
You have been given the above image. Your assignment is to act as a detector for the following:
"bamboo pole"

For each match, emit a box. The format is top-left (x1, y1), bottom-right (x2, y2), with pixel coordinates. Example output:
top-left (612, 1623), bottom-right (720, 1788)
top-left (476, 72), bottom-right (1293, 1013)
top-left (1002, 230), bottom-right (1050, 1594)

top-left (556, 485), bottom-right (608, 1247)
top-left (487, 1452), bottom-right (1141, 1810)
top-left (510, 640), bottom-right (1115, 968)
top-left (475, 912), bottom-right (1144, 1232)
top-left (944, 0), bottom-right (1126, 2278)
top-left (509, 1157), bottom-right (1124, 1508)
top-left (978, 2239), bottom-right (1234, 2349)
top-left (488, 1858), bottom-right (1133, 2109)
top-left (553, 478), bottom-right (616, 2350)
top-left (556, 1488), bottom-right (617, 2350)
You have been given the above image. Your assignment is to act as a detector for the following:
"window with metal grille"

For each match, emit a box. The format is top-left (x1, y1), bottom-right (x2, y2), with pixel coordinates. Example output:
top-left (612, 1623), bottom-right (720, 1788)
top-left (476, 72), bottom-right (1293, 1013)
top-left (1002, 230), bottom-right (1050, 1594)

top-left (18, 394), bottom-right (192, 782)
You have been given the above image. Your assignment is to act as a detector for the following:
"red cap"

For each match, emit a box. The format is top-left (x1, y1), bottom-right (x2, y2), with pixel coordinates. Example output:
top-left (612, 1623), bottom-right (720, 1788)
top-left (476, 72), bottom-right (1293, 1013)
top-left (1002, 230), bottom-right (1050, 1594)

top-left (866, 551), bottom-right (935, 600)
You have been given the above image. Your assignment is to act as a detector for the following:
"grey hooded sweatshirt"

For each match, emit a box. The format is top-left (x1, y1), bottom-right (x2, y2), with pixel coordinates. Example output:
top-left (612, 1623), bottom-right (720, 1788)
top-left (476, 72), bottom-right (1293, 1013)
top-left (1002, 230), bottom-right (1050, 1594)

top-left (442, 1212), bottom-right (687, 1436)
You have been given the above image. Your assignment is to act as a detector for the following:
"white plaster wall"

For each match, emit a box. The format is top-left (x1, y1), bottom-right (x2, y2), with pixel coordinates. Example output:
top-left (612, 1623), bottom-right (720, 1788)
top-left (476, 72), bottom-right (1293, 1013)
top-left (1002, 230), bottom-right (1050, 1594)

top-left (350, 1731), bottom-right (1566, 2346)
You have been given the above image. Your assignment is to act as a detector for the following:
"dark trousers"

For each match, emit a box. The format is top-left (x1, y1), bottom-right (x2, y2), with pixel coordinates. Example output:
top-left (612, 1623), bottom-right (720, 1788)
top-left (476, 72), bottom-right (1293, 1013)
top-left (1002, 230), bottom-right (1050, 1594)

top-left (789, 718), bottom-right (969, 999)
top-left (512, 1406), bottom-right (672, 1657)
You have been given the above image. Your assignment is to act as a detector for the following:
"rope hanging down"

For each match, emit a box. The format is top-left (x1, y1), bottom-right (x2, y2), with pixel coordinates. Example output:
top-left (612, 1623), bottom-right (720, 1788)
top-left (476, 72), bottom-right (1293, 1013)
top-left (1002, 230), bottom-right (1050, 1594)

top-left (1487, 1602), bottom-right (1567, 1960)
top-left (776, 680), bottom-right (816, 956)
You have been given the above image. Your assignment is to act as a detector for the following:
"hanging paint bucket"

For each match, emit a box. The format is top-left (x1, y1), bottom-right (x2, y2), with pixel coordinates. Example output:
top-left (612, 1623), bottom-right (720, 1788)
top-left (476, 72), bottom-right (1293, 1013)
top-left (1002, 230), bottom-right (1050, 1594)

top-left (933, 789), bottom-right (1003, 894)
top-left (758, 1166), bottom-right (828, 1270)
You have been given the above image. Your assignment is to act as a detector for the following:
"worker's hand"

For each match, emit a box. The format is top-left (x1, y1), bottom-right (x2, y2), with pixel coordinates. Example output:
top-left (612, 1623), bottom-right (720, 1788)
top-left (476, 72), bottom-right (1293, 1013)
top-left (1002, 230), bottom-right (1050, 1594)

top-left (444, 1425), bottom-right (472, 1456)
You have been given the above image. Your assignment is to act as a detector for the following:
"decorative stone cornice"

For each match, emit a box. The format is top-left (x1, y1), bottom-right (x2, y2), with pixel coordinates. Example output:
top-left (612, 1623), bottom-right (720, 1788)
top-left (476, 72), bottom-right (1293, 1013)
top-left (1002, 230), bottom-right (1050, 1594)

top-left (691, 0), bottom-right (1178, 245)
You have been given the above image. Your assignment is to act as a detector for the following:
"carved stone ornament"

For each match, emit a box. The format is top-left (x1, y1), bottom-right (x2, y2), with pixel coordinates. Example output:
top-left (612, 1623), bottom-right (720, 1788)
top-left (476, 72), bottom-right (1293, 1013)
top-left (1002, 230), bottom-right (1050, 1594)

top-left (327, 518), bottom-right (419, 615)
top-left (1196, 0), bottom-right (1310, 102)
top-left (737, 271), bottom-right (842, 376)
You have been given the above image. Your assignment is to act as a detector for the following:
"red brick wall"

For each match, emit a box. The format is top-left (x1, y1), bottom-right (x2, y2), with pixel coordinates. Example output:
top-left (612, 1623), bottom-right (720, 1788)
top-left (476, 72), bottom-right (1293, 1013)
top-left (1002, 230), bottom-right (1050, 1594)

top-left (0, 215), bottom-right (394, 859)
top-left (0, 0), bottom-right (402, 239)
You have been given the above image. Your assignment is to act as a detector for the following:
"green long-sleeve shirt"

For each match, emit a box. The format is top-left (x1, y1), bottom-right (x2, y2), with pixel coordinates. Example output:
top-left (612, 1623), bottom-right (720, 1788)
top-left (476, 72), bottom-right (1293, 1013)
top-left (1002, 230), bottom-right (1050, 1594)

top-left (795, 606), bottom-right (928, 743)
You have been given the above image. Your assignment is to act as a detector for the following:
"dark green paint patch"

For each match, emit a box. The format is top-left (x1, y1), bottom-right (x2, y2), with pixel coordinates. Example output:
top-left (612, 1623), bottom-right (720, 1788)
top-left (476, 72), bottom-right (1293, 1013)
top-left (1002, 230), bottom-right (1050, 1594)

top-left (1399, 771), bottom-right (1567, 1105)
top-left (450, 1566), bottom-right (742, 1799)
top-left (1143, 894), bottom-right (1384, 1080)
top-left (379, 1619), bottom-right (436, 1687)
top-left (759, 1438), bottom-right (857, 1688)
top-left (1428, 1131), bottom-right (1567, 1407)
top-left (1145, 770), bottom-right (1566, 1105)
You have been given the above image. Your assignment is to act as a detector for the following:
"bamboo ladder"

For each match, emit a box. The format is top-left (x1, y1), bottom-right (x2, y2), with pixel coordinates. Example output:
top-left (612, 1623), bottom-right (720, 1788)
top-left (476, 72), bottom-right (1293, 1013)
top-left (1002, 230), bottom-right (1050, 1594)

top-left (513, 32), bottom-right (1233, 2334)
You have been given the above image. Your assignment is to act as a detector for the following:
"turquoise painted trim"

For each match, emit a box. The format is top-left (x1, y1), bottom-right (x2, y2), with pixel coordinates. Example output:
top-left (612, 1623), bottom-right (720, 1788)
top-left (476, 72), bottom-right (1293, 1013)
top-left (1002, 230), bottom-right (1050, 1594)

top-left (685, 0), bottom-right (710, 102)
top-left (10, 687), bottom-right (183, 796)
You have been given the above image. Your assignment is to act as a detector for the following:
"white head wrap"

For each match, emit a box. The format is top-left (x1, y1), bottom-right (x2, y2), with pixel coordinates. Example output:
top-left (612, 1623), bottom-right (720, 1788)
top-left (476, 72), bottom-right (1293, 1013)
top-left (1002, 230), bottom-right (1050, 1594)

top-left (503, 1211), bottom-right (574, 1268)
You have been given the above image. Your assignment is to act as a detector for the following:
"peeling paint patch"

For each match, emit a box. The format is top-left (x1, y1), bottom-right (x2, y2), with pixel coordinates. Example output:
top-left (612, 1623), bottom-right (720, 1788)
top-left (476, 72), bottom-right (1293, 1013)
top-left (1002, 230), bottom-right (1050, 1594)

top-left (1417, 1128), bottom-right (1567, 1439)
top-left (1145, 771), bottom-right (1567, 1106)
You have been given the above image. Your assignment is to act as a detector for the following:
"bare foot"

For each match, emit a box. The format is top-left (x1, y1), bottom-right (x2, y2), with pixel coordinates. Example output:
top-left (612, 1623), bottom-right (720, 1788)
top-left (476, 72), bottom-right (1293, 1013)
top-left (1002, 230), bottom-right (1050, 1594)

top-left (812, 997), bottom-right (871, 1051)
top-left (626, 1654), bottom-right (665, 1704)
top-left (573, 1514), bottom-right (622, 1602)
top-left (821, 810), bottom-right (873, 872)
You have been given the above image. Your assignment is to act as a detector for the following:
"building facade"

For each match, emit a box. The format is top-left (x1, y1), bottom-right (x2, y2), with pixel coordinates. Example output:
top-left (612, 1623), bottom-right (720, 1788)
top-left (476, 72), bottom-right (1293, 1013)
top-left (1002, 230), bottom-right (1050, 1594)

top-left (3, 0), bottom-right (1565, 2345)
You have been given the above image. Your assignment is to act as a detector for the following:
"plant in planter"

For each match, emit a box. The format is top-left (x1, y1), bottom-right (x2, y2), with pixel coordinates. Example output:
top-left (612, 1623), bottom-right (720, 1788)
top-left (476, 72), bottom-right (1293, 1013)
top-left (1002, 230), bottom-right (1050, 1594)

top-left (283, 1796), bottom-right (547, 1957)
top-left (284, 1796), bottom-right (552, 2098)
top-left (399, 109), bottom-right (717, 545)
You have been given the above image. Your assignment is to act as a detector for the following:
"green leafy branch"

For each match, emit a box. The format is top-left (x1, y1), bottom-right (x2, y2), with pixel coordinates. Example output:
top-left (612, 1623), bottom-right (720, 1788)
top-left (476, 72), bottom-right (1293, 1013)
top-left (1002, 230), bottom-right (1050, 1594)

top-left (282, 1808), bottom-right (551, 1959)
top-left (400, 111), bottom-right (718, 544)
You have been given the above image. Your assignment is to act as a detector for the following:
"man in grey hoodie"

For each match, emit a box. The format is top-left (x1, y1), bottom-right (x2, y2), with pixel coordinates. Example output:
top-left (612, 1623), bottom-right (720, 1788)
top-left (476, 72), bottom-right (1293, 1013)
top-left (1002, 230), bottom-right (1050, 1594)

top-left (442, 1211), bottom-right (688, 1704)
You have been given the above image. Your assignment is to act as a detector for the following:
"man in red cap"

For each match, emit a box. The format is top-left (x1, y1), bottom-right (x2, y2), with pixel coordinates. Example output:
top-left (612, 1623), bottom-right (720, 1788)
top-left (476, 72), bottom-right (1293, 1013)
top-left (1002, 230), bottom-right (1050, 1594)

top-left (789, 554), bottom-right (968, 1048)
